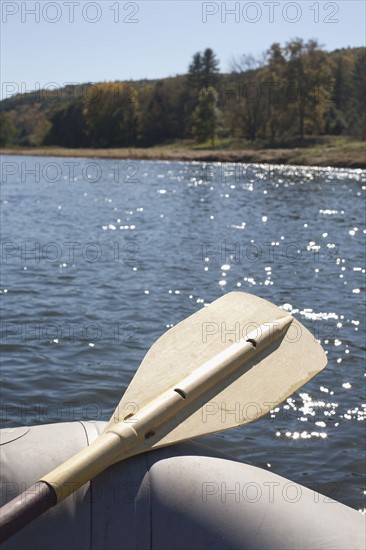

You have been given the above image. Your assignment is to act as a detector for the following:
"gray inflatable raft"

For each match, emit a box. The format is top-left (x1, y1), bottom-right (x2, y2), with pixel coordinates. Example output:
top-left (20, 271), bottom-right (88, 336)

top-left (0, 421), bottom-right (364, 550)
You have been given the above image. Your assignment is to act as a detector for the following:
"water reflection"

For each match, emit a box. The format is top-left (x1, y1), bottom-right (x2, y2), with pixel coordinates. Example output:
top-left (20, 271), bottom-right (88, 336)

top-left (1, 156), bottom-right (365, 510)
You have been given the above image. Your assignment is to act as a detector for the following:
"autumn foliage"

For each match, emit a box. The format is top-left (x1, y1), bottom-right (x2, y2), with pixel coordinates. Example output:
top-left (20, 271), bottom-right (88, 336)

top-left (1, 42), bottom-right (365, 148)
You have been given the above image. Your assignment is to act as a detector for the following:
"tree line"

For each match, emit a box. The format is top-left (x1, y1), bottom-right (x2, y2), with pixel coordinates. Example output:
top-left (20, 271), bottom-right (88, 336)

top-left (1, 41), bottom-right (365, 148)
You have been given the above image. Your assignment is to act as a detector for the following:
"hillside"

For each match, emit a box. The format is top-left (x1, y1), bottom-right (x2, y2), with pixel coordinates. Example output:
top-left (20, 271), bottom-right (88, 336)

top-left (1, 43), bottom-right (365, 160)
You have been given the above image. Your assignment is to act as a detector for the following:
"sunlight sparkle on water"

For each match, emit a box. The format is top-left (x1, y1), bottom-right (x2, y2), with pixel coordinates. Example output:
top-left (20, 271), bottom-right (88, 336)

top-left (281, 431), bottom-right (327, 440)
top-left (2, 158), bottom-right (365, 510)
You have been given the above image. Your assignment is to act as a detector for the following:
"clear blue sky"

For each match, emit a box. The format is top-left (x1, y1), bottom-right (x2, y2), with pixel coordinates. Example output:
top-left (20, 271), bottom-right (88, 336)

top-left (1, 1), bottom-right (365, 99)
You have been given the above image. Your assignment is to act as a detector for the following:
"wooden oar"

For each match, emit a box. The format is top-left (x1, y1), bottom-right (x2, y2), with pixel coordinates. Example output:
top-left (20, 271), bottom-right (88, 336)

top-left (0, 291), bottom-right (327, 543)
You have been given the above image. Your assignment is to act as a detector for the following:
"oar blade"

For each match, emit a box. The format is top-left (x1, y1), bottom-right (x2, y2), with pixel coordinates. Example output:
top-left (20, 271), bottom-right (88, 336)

top-left (107, 292), bottom-right (327, 445)
top-left (0, 292), bottom-right (328, 545)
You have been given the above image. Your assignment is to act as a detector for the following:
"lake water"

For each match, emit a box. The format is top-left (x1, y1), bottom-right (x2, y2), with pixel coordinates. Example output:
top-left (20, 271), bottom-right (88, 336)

top-left (1, 155), bottom-right (365, 512)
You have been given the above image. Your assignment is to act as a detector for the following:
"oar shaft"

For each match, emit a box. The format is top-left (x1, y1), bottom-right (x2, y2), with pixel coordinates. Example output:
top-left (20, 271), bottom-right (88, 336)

top-left (0, 310), bottom-right (295, 544)
top-left (168, 316), bottom-right (292, 400)
top-left (41, 429), bottom-right (135, 502)
top-left (0, 482), bottom-right (56, 543)
top-left (0, 434), bottom-right (133, 544)
top-left (40, 334), bottom-right (262, 500)
top-left (44, 318), bottom-right (293, 501)
top-left (108, 316), bottom-right (293, 442)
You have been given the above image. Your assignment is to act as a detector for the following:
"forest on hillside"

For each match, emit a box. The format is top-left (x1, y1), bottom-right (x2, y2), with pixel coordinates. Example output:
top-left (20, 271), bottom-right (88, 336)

top-left (0, 40), bottom-right (365, 149)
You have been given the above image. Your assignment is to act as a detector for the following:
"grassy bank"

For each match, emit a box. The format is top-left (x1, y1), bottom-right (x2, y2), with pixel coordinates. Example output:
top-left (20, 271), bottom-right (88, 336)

top-left (1, 138), bottom-right (365, 168)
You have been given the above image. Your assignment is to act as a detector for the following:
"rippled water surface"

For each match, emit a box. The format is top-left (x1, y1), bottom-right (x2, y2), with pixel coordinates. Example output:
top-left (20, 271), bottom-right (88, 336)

top-left (1, 155), bottom-right (365, 511)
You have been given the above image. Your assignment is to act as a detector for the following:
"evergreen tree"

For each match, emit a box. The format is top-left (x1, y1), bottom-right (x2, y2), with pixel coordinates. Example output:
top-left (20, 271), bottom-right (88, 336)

top-left (1, 44), bottom-right (364, 149)
top-left (44, 100), bottom-right (88, 147)
top-left (186, 49), bottom-right (221, 137)
top-left (348, 50), bottom-right (366, 138)
top-left (323, 55), bottom-right (351, 135)
top-left (137, 79), bottom-right (185, 145)
top-left (202, 48), bottom-right (220, 77)
top-left (283, 39), bottom-right (329, 141)
top-left (265, 43), bottom-right (287, 141)
top-left (189, 52), bottom-right (203, 76)
top-left (84, 82), bottom-right (138, 147)
top-left (0, 111), bottom-right (17, 146)
top-left (192, 86), bottom-right (219, 145)
top-left (188, 48), bottom-right (220, 87)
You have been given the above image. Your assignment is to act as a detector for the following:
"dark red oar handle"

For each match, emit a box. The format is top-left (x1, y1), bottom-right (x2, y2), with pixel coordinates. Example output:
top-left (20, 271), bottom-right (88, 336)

top-left (0, 481), bottom-right (57, 544)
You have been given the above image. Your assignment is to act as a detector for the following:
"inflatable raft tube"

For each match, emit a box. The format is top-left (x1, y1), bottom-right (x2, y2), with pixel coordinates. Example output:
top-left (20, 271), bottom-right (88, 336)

top-left (0, 421), bottom-right (364, 550)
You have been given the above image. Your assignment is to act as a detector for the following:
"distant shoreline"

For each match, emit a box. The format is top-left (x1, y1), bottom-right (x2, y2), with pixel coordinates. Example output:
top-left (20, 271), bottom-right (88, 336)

top-left (1, 145), bottom-right (365, 169)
